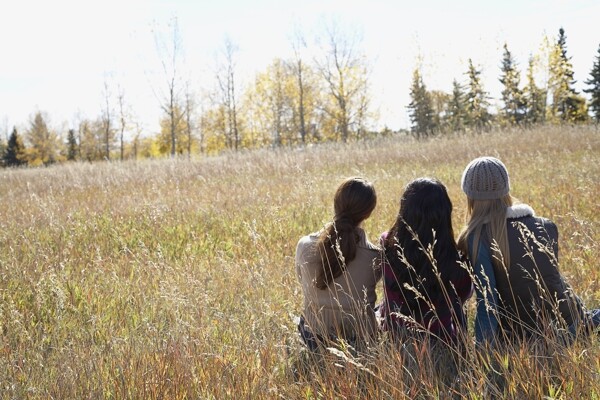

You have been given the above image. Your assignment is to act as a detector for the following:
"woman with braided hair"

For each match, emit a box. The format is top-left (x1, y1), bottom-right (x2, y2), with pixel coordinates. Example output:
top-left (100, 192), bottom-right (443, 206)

top-left (295, 177), bottom-right (381, 350)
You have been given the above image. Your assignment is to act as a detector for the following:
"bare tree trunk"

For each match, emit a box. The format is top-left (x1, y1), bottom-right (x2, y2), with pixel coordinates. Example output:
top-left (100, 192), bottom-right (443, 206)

top-left (170, 81), bottom-right (176, 157)
top-left (298, 60), bottom-right (307, 144)
top-left (230, 70), bottom-right (239, 151)
top-left (117, 85), bottom-right (126, 161)
top-left (314, 20), bottom-right (369, 143)
top-left (152, 17), bottom-right (183, 158)
top-left (133, 122), bottom-right (142, 161)
top-left (291, 30), bottom-right (308, 144)
top-left (217, 37), bottom-right (240, 151)
top-left (184, 83), bottom-right (195, 159)
top-left (102, 79), bottom-right (111, 160)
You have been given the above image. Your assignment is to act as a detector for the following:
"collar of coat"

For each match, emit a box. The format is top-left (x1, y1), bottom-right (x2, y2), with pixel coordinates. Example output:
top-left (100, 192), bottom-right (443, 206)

top-left (506, 204), bottom-right (535, 219)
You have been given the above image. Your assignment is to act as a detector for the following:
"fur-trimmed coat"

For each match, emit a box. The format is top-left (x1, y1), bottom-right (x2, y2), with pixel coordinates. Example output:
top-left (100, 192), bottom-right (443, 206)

top-left (472, 204), bottom-right (584, 340)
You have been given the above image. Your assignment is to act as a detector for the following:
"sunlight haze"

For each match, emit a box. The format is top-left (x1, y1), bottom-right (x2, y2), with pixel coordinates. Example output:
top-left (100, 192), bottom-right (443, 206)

top-left (1, 0), bottom-right (599, 137)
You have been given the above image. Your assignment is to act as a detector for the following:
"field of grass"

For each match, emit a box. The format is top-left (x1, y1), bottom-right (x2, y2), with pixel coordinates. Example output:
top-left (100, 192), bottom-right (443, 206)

top-left (0, 125), bottom-right (599, 399)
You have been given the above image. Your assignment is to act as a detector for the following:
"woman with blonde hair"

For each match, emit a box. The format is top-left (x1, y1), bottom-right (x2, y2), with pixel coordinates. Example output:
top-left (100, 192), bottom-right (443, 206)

top-left (457, 156), bottom-right (597, 344)
top-left (295, 177), bottom-right (381, 350)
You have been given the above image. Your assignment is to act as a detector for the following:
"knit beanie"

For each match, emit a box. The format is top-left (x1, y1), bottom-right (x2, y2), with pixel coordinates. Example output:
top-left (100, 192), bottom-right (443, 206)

top-left (461, 156), bottom-right (510, 200)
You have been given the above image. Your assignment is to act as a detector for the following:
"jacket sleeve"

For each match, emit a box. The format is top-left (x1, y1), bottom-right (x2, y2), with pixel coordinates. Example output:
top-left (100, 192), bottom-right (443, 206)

top-left (535, 219), bottom-right (585, 324)
top-left (295, 236), bottom-right (311, 282)
top-left (471, 236), bottom-right (500, 344)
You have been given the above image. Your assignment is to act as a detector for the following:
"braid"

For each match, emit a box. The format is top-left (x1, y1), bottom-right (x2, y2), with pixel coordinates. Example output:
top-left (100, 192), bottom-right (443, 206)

top-left (315, 217), bottom-right (358, 290)
top-left (314, 177), bottom-right (376, 290)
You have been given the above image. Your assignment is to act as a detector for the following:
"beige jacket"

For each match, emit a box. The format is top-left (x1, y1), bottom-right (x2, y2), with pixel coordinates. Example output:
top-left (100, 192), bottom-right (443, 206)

top-left (295, 228), bottom-right (381, 340)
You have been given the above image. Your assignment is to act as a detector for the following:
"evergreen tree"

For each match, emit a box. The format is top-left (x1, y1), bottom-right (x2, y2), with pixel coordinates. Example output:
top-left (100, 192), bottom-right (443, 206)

top-left (3, 127), bottom-right (27, 167)
top-left (499, 43), bottom-right (525, 125)
top-left (465, 59), bottom-right (491, 131)
top-left (523, 56), bottom-right (547, 125)
top-left (548, 28), bottom-right (587, 122)
top-left (429, 90), bottom-right (450, 133)
top-left (447, 79), bottom-right (466, 132)
top-left (67, 129), bottom-right (78, 161)
top-left (584, 44), bottom-right (600, 123)
top-left (0, 138), bottom-right (5, 164)
top-left (407, 68), bottom-right (435, 138)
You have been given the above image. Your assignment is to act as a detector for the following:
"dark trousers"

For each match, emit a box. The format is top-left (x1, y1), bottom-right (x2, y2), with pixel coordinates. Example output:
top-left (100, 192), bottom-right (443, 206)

top-left (297, 316), bottom-right (324, 352)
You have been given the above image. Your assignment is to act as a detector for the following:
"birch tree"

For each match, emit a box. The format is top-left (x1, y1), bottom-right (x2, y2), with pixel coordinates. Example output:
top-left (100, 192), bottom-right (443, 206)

top-left (183, 83), bottom-right (196, 157)
top-left (215, 37), bottom-right (241, 151)
top-left (117, 84), bottom-right (127, 161)
top-left (153, 17), bottom-right (184, 157)
top-left (101, 78), bottom-right (114, 160)
top-left (314, 20), bottom-right (370, 142)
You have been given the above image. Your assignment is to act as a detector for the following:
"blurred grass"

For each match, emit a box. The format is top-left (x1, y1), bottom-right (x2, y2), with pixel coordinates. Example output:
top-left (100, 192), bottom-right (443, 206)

top-left (0, 125), bottom-right (599, 398)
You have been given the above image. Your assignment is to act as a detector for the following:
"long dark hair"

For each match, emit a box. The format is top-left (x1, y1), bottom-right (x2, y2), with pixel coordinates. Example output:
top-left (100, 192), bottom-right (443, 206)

top-left (315, 177), bottom-right (377, 290)
top-left (384, 178), bottom-right (463, 309)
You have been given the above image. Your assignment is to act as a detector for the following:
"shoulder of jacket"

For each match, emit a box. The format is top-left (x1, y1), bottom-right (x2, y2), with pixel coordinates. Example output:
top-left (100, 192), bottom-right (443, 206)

top-left (296, 233), bottom-right (319, 258)
top-left (506, 204), bottom-right (535, 219)
top-left (536, 217), bottom-right (558, 236)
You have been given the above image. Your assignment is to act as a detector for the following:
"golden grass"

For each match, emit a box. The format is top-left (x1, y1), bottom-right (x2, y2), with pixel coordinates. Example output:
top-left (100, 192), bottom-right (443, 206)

top-left (0, 125), bottom-right (599, 398)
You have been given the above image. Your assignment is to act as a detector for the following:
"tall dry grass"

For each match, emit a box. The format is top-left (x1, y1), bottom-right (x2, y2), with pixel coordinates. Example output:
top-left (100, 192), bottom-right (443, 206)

top-left (0, 125), bottom-right (599, 398)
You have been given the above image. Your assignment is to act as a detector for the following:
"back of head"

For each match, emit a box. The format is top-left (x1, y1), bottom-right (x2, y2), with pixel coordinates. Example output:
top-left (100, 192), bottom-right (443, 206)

top-left (385, 178), bottom-right (459, 297)
top-left (333, 177), bottom-right (377, 225)
top-left (458, 156), bottom-right (512, 267)
top-left (461, 156), bottom-right (510, 201)
top-left (316, 177), bottom-right (377, 289)
top-left (398, 177), bottom-right (454, 241)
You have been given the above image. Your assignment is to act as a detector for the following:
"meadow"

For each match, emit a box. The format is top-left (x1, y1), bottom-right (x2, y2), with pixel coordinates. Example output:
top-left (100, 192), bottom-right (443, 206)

top-left (0, 125), bottom-right (599, 399)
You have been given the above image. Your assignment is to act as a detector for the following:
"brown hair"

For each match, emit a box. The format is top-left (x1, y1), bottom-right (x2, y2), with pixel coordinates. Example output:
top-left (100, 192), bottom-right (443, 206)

top-left (315, 177), bottom-right (377, 290)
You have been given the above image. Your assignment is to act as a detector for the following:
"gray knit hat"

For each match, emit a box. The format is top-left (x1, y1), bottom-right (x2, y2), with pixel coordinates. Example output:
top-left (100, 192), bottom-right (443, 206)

top-left (461, 156), bottom-right (510, 200)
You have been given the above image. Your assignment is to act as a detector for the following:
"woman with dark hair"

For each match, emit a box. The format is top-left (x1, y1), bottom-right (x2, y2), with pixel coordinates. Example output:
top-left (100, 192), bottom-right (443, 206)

top-left (380, 178), bottom-right (472, 344)
top-left (296, 177), bottom-right (381, 350)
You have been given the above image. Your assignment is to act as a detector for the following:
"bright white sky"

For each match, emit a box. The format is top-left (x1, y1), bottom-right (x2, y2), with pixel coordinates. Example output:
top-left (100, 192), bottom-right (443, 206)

top-left (1, 0), bottom-right (599, 137)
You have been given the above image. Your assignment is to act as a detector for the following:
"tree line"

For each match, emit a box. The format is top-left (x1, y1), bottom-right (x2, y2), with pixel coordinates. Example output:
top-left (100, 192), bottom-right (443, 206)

top-left (408, 28), bottom-right (600, 137)
top-left (2, 25), bottom-right (600, 167)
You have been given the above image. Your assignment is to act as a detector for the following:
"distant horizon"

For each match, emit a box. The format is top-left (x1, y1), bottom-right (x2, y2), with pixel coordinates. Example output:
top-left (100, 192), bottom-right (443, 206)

top-left (1, 0), bottom-right (599, 139)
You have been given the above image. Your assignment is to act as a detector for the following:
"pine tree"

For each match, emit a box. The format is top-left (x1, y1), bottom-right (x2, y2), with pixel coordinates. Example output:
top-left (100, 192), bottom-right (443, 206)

top-left (407, 68), bottom-right (435, 138)
top-left (584, 44), bottom-right (600, 123)
top-left (447, 79), bottom-right (466, 132)
top-left (465, 59), bottom-right (491, 131)
top-left (0, 138), bottom-right (5, 164)
top-left (429, 90), bottom-right (450, 133)
top-left (67, 129), bottom-right (78, 161)
top-left (523, 56), bottom-right (547, 125)
top-left (3, 127), bottom-right (27, 167)
top-left (548, 28), bottom-right (587, 123)
top-left (499, 43), bottom-right (525, 125)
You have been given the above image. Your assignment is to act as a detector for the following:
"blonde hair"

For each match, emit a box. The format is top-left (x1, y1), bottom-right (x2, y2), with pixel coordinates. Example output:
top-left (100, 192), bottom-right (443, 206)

top-left (458, 194), bottom-right (513, 270)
